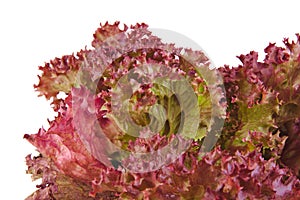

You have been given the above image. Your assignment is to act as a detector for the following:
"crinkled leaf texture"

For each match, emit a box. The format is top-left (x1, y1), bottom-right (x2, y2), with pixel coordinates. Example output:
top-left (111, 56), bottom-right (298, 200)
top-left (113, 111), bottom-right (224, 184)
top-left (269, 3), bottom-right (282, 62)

top-left (219, 34), bottom-right (300, 177)
top-left (25, 22), bottom-right (300, 199)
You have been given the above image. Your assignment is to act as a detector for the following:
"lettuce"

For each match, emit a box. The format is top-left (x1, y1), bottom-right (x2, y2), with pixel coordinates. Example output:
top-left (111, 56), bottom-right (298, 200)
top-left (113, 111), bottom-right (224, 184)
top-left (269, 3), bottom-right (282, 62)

top-left (25, 22), bottom-right (300, 199)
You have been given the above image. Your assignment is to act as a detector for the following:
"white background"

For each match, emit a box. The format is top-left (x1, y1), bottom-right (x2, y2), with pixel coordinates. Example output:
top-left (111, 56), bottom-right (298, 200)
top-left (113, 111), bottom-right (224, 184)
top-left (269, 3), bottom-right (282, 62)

top-left (0, 0), bottom-right (299, 199)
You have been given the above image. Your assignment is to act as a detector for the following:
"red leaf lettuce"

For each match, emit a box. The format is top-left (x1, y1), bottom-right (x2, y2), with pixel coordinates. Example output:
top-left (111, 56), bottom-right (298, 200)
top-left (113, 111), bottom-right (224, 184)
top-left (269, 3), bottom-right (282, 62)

top-left (25, 22), bottom-right (300, 199)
